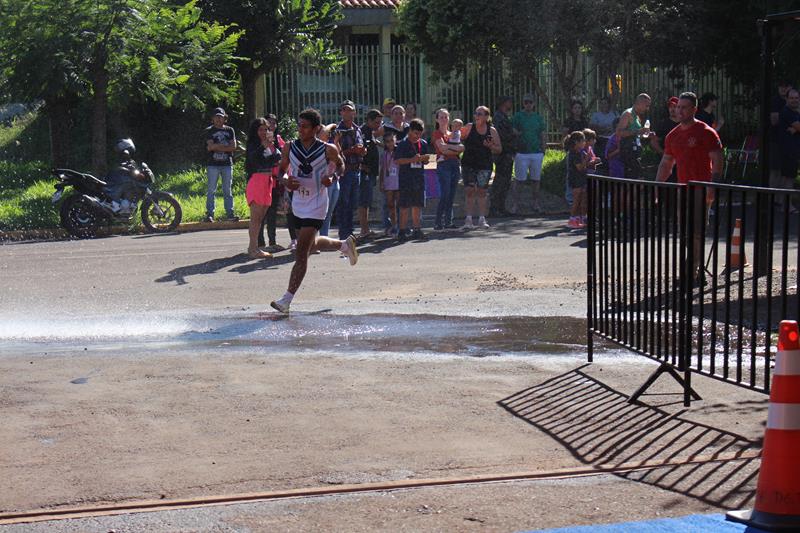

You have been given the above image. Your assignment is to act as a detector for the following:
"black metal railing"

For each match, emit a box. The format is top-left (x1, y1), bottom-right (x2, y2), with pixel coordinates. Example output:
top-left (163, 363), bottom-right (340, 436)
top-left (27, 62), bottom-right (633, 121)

top-left (587, 175), bottom-right (800, 405)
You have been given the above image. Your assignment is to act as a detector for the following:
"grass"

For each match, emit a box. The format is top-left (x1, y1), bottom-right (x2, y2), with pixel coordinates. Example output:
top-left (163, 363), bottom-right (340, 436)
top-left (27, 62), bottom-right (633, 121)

top-left (0, 157), bottom-right (253, 232)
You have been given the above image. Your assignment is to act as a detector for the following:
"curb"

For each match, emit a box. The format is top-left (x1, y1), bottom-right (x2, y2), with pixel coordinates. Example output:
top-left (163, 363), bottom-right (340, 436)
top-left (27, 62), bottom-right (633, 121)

top-left (0, 219), bottom-right (254, 243)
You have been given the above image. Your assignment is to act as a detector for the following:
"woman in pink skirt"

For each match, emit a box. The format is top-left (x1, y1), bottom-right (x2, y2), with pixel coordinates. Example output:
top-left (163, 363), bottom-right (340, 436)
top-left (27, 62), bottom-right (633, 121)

top-left (245, 118), bottom-right (280, 258)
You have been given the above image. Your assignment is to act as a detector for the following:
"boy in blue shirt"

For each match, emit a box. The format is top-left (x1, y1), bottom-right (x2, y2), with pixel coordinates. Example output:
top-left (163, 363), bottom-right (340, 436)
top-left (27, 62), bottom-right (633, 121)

top-left (393, 119), bottom-right (431, 241)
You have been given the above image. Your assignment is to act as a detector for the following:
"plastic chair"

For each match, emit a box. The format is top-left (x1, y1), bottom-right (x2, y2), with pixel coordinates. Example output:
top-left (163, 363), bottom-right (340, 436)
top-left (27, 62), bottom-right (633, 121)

top-left (724, 135), bottom-right (759, 182)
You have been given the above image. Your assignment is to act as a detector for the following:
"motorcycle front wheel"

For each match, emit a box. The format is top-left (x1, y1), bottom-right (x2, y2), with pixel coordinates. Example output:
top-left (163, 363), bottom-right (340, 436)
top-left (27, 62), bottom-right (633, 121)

top-left (60, 195), bottom-right (101, 238)
top-left (141, 192), bottom-right (182, 233)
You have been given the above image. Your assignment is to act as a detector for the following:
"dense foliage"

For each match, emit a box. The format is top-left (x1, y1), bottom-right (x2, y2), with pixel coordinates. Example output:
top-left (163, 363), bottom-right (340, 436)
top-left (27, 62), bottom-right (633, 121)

top-left (0, 0), bottom-right (240, 171)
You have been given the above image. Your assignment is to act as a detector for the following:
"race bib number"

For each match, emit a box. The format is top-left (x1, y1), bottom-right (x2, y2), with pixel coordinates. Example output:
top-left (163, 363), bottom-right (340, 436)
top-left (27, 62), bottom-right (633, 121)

top-left (389, 165), bottom-right (398, 178)
top-left (296, 172), bottom-right (313, 197)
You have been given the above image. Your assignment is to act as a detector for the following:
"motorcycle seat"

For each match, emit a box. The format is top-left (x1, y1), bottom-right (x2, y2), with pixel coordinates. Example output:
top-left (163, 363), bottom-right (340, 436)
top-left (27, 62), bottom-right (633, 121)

top-left (54, 168), bottom-right (107, 187)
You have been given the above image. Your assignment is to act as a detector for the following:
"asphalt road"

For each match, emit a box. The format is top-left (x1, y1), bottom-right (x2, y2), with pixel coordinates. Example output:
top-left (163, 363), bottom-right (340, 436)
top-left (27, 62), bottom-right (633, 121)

top-left (0, 218), bottom-right (588, 319)
top-left (0, 219), bottom-right (768, 532)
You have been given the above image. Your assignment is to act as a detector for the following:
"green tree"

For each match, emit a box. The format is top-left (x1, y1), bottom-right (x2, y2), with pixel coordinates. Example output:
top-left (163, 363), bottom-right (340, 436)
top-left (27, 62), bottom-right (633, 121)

top-left (398, 0), bottom-right (660, 123)
top-left (0, 0), bottom-right (240, 172)
top-left (197, 0), bottom-right (345, 123)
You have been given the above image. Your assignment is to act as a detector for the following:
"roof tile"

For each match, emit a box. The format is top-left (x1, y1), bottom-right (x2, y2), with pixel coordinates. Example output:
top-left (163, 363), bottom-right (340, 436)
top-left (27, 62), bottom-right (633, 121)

top-left (340, 0), bottom-right (399, 8)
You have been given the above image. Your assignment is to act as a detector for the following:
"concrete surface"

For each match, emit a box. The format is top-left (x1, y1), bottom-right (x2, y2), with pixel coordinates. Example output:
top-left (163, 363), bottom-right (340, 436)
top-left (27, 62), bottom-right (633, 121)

top-left (0, 217), bottom-right (768, 531)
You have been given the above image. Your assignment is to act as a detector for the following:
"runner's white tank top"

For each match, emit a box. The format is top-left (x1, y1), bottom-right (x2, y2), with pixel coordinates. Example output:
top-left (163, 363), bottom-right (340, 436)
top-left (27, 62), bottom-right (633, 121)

top-left (289, 139), bottom-right (329, 220)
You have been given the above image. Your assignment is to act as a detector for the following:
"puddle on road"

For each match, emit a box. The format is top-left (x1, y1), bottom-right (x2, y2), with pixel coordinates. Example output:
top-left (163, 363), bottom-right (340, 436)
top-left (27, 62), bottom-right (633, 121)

top-left (0, 313), bottom-right (617, 358)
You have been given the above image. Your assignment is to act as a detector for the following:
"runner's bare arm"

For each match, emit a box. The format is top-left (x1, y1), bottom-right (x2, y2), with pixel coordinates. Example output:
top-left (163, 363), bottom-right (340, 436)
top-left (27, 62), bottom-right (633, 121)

top-left (655, 154), bottom-right (675, 182)
top-left (278, 143), bottom-right (291, 178)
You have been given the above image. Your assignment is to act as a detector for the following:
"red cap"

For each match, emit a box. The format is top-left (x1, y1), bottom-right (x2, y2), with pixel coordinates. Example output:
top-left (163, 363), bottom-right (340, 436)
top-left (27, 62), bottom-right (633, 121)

top-left (778, 320), bottom-right (800, 351)
top-left (667, 96), bottom-right (679, 107)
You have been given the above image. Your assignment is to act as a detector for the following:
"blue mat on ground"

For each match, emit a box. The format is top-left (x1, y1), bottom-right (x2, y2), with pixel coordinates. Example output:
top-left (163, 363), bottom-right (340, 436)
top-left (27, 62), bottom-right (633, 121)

top-left (528, 514), bottom-right (769, 532)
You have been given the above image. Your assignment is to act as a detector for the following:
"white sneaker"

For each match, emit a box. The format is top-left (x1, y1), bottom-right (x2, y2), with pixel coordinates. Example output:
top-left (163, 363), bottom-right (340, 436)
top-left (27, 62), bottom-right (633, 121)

top-left (478, 216), bottom-right (490, 228)
top-left (270, 298), bottom-right (291, 314)
top-left (462, 216), bottom-right (474, 229)
top-left (343, 234), bottom-right (359, 266)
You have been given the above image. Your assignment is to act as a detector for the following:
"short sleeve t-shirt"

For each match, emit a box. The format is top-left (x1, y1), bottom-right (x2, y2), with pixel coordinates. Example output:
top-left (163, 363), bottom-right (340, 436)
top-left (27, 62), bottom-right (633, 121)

top-left (385, 122), bottom-right (410, 141)
top-left (664, 120), bottom-right (723, 183)
top-left (205, 125), bottom-right (236, 166)
top-left (589, 111), bottom-right (618, 136)
top-left (512, 111), bottom-right (545, 153)
top-left (432, 130), bottom-right (460, 160)
top-left (337, 121), bottom-right (364, 171)
top-left (394, 138), bottom-right (429, 186)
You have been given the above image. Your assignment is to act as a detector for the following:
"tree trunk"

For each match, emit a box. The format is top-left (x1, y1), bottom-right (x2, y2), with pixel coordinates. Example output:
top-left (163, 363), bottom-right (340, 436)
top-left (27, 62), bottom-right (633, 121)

top-left (241, 66), bottom-right (259, 125)
top-left (45, 99), bottom-right (72, 168)
top-left (91, 66), bottom-right (109, 176)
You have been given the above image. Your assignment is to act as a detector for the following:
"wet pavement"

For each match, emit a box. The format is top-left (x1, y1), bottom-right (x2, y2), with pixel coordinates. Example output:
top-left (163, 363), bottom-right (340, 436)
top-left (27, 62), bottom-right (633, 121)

top-left (0, 311), bottom-right (620, 358)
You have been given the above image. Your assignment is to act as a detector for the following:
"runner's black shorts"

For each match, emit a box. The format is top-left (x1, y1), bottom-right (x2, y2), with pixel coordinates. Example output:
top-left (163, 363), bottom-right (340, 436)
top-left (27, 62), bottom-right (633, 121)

top-left (288, 213), bottom-right (323, 231)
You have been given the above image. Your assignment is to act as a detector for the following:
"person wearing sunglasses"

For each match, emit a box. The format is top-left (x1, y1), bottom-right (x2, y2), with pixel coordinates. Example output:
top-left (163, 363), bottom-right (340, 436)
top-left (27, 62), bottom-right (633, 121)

top-left (460, 106), bottom-right (502, 228)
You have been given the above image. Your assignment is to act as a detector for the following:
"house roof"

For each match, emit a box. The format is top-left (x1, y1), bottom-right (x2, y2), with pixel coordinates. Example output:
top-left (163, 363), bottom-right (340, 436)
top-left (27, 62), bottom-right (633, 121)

top-left (340, 0), bottom-right (399, 8)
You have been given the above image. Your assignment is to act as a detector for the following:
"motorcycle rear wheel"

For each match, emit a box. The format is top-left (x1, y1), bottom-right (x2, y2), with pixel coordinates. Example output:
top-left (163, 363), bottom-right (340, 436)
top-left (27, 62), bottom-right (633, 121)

top-left (60, 195), bottom-right (101, 238)
top-left (141, 192), bottom-right (182, 233)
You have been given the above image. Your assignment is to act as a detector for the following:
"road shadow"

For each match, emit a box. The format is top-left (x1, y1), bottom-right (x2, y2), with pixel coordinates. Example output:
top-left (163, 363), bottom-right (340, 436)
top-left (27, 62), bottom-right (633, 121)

top-left (155, 253), bottom-right (255, 285)
top-left (499, 366), bottom-right (761, 509)
top-left (524, 227), bottom-right (585, 241)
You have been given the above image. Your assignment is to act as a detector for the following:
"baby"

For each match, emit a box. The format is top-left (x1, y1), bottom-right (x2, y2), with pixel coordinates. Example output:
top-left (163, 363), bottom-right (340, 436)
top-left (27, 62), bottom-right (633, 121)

top-left (449, 118), bottom-right (464, 145)
top-left (438, 118), bottom-right (464, 162)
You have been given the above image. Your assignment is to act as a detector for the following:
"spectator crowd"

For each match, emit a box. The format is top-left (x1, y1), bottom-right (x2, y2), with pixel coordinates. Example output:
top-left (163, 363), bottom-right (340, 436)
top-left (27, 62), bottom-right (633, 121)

top-left (201, 81), bottom-right (800, 256)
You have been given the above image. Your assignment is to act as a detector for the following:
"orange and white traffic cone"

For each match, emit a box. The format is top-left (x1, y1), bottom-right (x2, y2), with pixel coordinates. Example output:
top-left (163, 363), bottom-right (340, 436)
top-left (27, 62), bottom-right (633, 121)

top-left (728, 218), bottom-right (748, 269)
top-left (727, 320), bottom-right (800, 530)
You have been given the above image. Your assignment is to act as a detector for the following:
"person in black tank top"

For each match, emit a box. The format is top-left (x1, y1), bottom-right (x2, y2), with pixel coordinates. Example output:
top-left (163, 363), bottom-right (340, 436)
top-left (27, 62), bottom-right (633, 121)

top-left (460, 106), bottom-right (502, 228)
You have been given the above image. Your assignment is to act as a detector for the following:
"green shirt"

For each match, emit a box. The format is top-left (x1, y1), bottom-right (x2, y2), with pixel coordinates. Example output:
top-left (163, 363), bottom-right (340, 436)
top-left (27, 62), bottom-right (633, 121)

top-left (512, 111), bottom-right (545, 154)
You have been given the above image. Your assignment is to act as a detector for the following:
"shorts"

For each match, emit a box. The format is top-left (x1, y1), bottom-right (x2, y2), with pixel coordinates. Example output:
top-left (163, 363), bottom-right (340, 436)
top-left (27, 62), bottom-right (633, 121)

top-left (462, 166), bottom-right (492, 188)
top-left (288, 212), bottom-right (323, 231)
top-left (514, 153), bottom-right (544, 181)
top-left (398, 173), bottom-right (424, 205)
top-left (359, 174), bottom-right (375, 208)
top-left (245, 172), bottom-right (273, 206)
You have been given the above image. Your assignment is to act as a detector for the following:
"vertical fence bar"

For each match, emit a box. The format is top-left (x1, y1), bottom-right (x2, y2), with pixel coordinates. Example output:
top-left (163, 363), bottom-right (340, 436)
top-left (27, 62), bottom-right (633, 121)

top-left (682, 184), bottom-right (694, 406)
top-left (765, 190), bottom-right (775, 392)
top-left (588, 176), bottom-right (595, 363)
top-left (750, 192), bottom-right (762, 387)
top-left (710, 191), bottom-right (721, 376)
top-left (723, 188), bottom-right (733, 380)
top-left (656, 186), bottom-right (663, 362)
top-left (736, 190), bottom-right (747, 383)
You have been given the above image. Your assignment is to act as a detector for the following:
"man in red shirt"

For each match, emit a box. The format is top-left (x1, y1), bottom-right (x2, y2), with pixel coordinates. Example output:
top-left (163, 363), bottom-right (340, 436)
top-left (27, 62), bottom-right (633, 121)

top-left (656, 92), bottom-right (723, 280)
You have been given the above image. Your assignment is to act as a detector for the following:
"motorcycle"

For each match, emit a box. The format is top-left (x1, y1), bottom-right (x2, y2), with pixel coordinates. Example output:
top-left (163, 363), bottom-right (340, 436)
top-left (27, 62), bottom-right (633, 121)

top-left (51, 139), bottom-right (182, 238)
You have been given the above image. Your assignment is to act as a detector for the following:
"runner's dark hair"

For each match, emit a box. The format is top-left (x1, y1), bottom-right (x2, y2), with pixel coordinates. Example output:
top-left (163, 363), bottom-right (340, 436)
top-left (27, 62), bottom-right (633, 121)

top-left (298, 108), bottom-right (322, 128)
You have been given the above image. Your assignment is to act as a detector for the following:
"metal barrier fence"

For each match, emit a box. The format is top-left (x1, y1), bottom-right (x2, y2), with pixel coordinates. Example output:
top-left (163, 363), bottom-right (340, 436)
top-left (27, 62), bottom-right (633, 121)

top-left (587, 175), bottom-right (799, 406)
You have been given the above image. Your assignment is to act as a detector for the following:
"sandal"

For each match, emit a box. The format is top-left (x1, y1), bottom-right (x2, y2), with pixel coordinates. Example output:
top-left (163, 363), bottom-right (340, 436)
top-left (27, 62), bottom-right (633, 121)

top-left (248, 249), bottom-right (273, 259)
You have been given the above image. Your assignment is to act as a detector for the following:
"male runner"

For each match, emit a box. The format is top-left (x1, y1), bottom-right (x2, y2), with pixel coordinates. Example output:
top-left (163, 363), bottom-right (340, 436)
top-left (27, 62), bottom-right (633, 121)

top-left (270, 109), bottom-right (359, 313)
